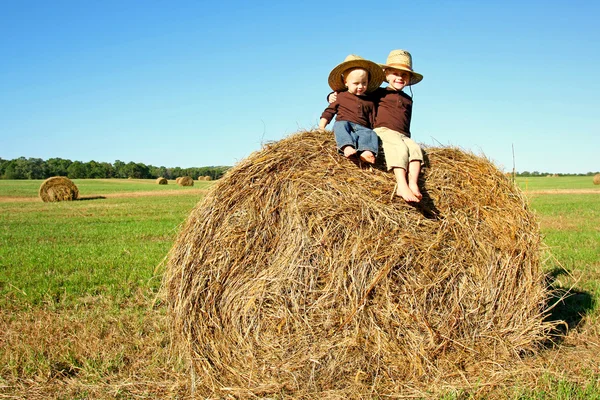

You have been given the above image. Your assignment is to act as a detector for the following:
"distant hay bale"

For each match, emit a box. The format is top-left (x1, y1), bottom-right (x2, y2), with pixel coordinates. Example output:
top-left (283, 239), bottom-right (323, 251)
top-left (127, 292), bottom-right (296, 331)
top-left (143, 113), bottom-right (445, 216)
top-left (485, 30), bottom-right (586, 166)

top-left (164, 129), bottom-right (554, 398)
top-left (156, 177), bottom-right (168, 185)
top-left (175, 177), bottom-right (182, 184)
top-left (178, 176), bottom-right (193, 186)
top-left (594, 174), bottom-right (600, 185)
top-left (198, 175), bottom-right (212, 181)
top-left (39, 176), bottom-right (79, 202)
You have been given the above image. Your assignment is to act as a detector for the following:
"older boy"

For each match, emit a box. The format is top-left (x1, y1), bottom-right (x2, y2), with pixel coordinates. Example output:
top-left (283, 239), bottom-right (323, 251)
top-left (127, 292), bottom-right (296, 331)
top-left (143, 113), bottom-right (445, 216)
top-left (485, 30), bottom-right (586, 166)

top-left (372, 49), bottom-right (424, 202)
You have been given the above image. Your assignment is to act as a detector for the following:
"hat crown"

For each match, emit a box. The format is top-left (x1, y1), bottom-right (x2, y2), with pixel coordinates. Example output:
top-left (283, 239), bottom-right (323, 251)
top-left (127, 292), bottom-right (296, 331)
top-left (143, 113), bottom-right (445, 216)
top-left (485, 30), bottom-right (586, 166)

top-left (386, 50), bottom-right (414, 70)
top-left (343, 54), bottom-right (366, 63)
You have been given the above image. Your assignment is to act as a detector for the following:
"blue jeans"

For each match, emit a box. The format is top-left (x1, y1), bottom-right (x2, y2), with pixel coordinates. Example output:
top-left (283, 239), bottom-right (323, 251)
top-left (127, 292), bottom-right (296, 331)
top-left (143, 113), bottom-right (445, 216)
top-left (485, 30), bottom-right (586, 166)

top-left (333, 121), bottom-right (379, 156)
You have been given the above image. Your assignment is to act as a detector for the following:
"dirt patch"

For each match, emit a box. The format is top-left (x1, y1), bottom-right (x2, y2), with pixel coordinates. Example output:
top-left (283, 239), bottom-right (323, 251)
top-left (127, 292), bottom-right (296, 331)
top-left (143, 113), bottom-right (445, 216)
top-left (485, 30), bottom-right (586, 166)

top-left (97, 189), bottom-right (208, 198)
top-left (0, 189), bottom-right (208, 203)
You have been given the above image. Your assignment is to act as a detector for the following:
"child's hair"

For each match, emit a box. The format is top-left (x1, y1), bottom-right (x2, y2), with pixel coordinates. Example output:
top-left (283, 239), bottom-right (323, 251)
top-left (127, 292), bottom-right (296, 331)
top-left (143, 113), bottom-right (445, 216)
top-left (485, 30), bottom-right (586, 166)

top-left (384, 67), bottom-right (411, 77)
top-left (342, 67), bottom-right (370, 83)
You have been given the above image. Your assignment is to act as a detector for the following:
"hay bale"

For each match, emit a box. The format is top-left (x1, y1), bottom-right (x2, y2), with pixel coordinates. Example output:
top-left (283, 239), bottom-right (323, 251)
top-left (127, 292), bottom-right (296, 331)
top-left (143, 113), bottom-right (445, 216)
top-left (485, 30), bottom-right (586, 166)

top-left (156, 177), bottom-right (168, 185)
top-left (178, 176), bottom-right (194, 186)
top-left (198, 175), bottom-right (212, 181)
top-left (39, 176), bottom-right (79, 202)
top-left (175, 177), bottom-right (182, 184)
top-left (594, 174), bottom-right (600, 185)
top-left (164, 130), bottom-right (554, 397)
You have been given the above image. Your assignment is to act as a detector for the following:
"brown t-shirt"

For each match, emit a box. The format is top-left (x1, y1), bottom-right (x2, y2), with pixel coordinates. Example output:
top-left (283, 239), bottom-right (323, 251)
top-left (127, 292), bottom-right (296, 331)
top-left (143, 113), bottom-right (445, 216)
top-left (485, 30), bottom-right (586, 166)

top-left (372, 87), bottom-right (413, 137)
top-left (320, 91), bottom-right (376, 129)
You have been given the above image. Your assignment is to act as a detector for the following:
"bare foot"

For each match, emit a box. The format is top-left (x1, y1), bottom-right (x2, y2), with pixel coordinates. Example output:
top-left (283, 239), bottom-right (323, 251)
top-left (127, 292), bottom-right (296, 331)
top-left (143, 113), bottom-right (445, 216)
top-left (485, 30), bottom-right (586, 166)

top-left (359, 151), bottom-right (375, 164)
top-left (342, 146), bottom-right (357, 158)
top-left (409, 182), bottom-right (423, 200)
top-left (396, 185), bottom-right (420, 202)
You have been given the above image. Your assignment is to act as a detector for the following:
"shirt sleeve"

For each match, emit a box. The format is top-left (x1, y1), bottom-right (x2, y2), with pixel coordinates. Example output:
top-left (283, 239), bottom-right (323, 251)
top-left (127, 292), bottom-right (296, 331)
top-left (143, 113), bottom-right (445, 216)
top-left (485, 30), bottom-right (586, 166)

top-left (320, 102), bottom-right (338, 123)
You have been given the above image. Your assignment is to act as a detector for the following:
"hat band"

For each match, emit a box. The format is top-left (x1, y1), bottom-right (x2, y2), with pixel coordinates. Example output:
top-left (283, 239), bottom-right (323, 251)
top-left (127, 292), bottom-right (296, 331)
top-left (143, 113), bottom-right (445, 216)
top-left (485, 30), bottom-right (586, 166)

top-left (385, 63), bottom-right (413, 71)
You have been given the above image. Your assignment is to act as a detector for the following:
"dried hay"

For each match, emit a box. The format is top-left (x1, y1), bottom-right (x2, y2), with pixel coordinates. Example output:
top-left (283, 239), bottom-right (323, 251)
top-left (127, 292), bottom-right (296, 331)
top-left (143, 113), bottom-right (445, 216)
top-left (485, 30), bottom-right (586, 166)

top-left (164, 129), bottom-right (554, 398)
top-left (198, 175), bottom-right (212, 181)
top-left (156, 177), bottom-right (168, 185)
top-left (175, 177), bottom-right (182, 184)
top-left (39, 176), bottom-right (79, 202)
top-left (178, 176), bottom-right (194, 186)
top-left (593, 174), bottom-right (600, 185)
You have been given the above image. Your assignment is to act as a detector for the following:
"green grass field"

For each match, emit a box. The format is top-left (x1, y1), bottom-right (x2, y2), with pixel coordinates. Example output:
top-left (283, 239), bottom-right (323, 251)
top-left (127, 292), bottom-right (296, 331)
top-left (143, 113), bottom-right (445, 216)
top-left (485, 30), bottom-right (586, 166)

top-left (1, 177), bottom-right (599, 398)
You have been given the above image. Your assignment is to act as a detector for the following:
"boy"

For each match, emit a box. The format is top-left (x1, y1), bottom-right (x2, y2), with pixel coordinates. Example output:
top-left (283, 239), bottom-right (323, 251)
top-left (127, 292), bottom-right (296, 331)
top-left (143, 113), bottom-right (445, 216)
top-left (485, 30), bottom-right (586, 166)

top-left (319, 55), bottom-right (385, 164)
top-left (373, 49), bottom-right (424, 202)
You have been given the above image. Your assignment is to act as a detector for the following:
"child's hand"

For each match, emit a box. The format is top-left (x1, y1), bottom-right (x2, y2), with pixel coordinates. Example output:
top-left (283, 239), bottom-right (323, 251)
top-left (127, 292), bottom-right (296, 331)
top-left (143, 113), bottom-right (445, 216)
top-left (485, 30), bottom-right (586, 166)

top-left (328, 92), bottom-right (338, 104)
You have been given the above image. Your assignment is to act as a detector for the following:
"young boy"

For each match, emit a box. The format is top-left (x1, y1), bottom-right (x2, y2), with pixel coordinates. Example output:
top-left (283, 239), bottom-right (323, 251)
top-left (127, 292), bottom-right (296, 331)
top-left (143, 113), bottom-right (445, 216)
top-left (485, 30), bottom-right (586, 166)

top-left (373, 49), bottom-right (424, 202)
top-left (327, 50), bottom-right (424, 201)
top-left (319, 55), bottom-right (385, 164)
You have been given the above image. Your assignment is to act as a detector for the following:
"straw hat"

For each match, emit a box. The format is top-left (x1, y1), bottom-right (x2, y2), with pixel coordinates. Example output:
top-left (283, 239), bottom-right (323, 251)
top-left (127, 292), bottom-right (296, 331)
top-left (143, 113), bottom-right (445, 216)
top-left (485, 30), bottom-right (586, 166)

top-left (328, 54), bottom-right (385, 93)
top-left (380, 50), bottom-right (423, 85)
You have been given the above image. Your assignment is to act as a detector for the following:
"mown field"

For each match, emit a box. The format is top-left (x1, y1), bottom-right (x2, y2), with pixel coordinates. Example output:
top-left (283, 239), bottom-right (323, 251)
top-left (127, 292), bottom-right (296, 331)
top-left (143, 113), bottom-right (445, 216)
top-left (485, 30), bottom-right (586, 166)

top-left (1, 177), bottom-right (599, 399)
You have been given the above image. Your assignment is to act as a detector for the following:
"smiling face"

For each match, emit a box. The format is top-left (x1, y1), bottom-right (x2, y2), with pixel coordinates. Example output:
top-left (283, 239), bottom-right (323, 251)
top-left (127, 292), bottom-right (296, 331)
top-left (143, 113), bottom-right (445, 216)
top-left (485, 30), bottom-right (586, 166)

top-left (343, 68), bottom-right (369, 95)
top-left (385, 68), bottom-right (412, 91)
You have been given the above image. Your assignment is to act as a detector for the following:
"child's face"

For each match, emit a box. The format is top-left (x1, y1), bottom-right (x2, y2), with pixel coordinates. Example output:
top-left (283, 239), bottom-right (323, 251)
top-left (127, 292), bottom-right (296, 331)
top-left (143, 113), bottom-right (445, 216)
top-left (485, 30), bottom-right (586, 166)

top-left (385, 68), bottom-right (411, 91)
top-left (344, 68), bottom-right (369, 95)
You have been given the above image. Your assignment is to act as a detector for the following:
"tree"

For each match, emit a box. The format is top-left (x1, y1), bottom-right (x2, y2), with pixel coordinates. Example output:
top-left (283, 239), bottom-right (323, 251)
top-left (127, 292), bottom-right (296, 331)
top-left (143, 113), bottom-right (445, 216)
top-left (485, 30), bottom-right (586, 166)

top-left (46, 158), bottom-right (72, 177)
top-left (67, 161), bottom-right (89, 179)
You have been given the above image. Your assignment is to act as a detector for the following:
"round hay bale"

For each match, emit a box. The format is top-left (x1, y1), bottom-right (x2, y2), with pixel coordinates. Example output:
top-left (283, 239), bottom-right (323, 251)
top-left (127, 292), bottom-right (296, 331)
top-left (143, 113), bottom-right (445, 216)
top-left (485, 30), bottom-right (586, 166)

top-left (156, 177), bottom-right (168, 185)
top-left (39, 176), bottom-right (79, 202)
top-left (593, 174), bottom-right (600, 185)
top-left (198, 175), bottom-right (212, 181)
top-left (178, 176), bottom-right (194, 186)
top-left (164, 130), bottom-right (554, 397)
top-left (175, 177), bottom-right (182, 184)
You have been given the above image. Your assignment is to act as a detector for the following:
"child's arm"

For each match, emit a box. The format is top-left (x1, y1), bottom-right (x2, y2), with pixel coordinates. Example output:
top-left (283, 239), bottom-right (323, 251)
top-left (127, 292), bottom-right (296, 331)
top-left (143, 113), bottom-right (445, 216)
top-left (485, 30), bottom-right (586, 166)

top-left (318, 117), bottom-right (329, 130)
top-left (319, 99), bottom-right (338, 130)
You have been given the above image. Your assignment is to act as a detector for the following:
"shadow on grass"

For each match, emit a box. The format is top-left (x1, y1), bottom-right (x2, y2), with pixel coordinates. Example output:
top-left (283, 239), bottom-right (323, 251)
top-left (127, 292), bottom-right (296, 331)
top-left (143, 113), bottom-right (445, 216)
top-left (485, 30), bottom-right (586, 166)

top-left (543, 266), bottom-right (595, 345)
top-left (77, 196), bottom-right (106, 201)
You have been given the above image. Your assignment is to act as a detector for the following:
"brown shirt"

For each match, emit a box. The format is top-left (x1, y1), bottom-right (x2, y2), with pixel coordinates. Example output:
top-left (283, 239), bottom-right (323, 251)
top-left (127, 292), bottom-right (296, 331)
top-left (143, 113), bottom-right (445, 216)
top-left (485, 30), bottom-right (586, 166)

top-left (320, 91), bottom-right (376, 128)
top-left (372, 87), bottom-right (413, 137)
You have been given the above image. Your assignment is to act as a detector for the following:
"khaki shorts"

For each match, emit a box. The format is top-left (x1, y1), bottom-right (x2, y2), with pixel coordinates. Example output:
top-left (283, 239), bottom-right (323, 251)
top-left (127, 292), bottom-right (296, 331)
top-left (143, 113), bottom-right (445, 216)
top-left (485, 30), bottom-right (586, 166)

top-left (373, 127), bottom-right (423, 171)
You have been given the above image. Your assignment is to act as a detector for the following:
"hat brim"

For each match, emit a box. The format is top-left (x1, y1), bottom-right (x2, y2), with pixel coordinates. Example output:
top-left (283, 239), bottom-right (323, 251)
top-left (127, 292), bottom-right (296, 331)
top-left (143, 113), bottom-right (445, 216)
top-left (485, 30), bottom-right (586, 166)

top-left (328, 59), bottom-right (385, 93)
top-left (381, 64), bottom-right (423, 86)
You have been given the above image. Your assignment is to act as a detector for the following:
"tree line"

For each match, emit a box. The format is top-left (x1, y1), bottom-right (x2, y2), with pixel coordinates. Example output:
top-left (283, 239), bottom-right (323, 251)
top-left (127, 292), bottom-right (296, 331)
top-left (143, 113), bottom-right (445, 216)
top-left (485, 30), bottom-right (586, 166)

top-left (0, 157), bottom-right (231, 181)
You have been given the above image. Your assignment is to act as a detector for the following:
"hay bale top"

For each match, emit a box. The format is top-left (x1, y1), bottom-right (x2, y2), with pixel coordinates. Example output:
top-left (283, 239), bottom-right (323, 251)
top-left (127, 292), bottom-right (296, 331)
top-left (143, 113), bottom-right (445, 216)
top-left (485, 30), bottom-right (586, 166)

top-left (156, 177), bottom-right (168, 185)
top-left (177, 176), bottom-right (193, 186)
top-left (165, 129), bottom-right (552, 397)
top-left (39, 176), bottom-right (79, 202)
top-left (594, 173), bottom-right (600, 185)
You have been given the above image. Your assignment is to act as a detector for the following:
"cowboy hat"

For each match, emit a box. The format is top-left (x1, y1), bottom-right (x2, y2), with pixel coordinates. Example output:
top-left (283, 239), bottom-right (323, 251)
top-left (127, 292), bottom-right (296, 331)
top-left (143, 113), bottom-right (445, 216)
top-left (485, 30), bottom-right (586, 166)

top-left (328, 54), bottom-right (385, 93)
top-left (380, 50), bottom-right (423, 86)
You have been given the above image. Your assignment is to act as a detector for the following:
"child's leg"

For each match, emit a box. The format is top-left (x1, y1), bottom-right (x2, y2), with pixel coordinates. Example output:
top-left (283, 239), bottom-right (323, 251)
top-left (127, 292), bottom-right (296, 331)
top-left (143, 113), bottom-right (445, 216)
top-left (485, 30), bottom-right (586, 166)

top-left (407, 160), bottom-right (422, 200)
top-left (373, 127), bottom-right (408, 171)
top-left (404, 137), bottom-right (423, 200)
top-left (393, 167), bottom-right (420, 202)
top-left (354, 125), bottom-right (379, 164)
top-left (333, 121), bottom-right (358, 158)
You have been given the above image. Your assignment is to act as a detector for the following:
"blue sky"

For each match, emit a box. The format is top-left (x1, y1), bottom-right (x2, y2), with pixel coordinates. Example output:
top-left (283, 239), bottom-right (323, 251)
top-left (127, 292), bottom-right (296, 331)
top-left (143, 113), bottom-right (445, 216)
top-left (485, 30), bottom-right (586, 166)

top-left (1, 0), bottom-right (598, 173)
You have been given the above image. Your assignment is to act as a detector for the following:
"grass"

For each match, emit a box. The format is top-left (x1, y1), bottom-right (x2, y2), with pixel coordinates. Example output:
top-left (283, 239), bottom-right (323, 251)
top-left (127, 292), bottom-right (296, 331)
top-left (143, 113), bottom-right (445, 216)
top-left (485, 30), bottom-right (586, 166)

top-left (0, 178), bottom-right (210, 198)
top-left (515, 175), bottom-right (600, 191)
top-left (1, 177), bottom-right (599, 398)
top-left (0, 196), bottom-right (197, 307)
